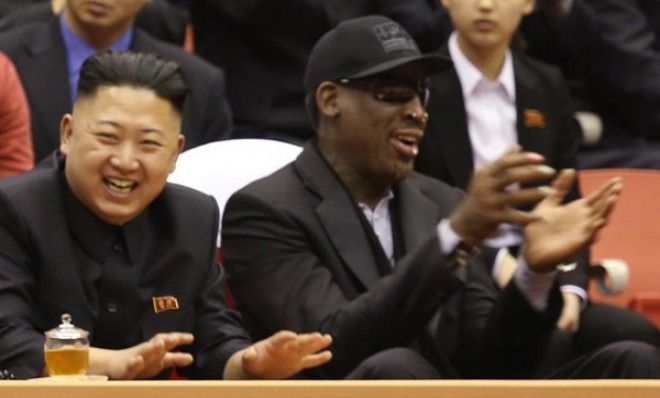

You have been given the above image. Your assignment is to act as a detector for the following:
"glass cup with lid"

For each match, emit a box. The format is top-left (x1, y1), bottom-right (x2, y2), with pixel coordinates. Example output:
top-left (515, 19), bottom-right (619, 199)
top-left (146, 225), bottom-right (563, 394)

top-left (44, 313), bottom-right (89, 377)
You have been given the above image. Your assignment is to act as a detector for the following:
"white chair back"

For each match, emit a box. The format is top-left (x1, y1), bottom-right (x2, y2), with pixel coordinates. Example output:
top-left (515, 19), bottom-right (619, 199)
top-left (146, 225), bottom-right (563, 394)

top-left (168, 139), bottom-right (302, 245)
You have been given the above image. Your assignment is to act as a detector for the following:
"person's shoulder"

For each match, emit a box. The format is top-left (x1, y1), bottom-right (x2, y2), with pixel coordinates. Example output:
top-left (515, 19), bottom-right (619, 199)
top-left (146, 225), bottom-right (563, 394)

top-left (0, 164), bottom-right (55, 197)
top-left (225, 162), bottom-right (301, 213)
top-left (514, 51), bottom-right (564, 83)
top-left (0, 20), bottom-right (48, 52)
top-left (235, 162), bottom-right (299, 198)
top-left (0, 164), bottom-right (59, 223)
top-left (161, 182), bottom-right (218, 212)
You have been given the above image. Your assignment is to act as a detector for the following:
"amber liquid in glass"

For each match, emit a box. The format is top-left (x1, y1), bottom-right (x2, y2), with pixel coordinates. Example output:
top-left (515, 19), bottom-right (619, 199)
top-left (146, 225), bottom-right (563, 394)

top-left (45, 346), bottom-right (89, 376)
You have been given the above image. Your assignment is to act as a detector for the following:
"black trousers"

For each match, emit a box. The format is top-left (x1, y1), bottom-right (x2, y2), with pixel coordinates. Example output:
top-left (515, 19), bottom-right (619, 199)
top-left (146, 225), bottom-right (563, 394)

top-left (345, 348), bottom-right (442, 379)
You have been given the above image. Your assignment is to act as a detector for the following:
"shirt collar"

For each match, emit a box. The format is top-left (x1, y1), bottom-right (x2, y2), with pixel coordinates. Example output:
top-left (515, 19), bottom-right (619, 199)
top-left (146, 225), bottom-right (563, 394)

top-left (60, 165), bottom-right (149, 267)
top-left (60, 13), bottom-right (133, 100)
top-left (448, 32), bottom-right (516, 101)
top-left (357, 190), bottom-right (395, 213)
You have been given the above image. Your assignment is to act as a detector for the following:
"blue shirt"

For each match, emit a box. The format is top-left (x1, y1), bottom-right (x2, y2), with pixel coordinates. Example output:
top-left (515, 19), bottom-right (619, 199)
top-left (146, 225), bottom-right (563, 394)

top-left (59, 14), bottom-right (133, 103)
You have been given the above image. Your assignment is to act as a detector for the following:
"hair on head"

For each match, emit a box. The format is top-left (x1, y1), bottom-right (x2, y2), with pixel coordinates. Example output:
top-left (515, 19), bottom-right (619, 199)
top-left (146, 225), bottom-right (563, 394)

top-left (77, 50), bottom-right (190, 114)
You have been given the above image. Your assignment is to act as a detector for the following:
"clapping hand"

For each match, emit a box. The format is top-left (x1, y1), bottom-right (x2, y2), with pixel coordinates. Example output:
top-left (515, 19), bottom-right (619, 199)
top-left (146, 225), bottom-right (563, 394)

top-left (450, 146), bottom-right (556, 246)
top-left (523, 169), bottom-right (622, 273)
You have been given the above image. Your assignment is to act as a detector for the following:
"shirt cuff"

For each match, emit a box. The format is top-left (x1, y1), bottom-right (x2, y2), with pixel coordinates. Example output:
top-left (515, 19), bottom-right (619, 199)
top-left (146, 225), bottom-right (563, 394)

top-left (559, 285), bottom-right (588, 310)
top-left (491, 247), bottom-right (511, 280)
top-left (437, 218), bottom-right (461, 255)
top-left (513, 254), bottom-right (558, 311)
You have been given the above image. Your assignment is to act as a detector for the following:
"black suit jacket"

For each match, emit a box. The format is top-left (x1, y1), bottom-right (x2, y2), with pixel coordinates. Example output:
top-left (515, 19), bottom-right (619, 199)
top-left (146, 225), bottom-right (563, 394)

top-left (415, 52), bottom-right (588, 290)
top-left (222, 143), bottom-right (561, 378)
top-left (0, 17), bottom-right (231, 161)
top-left (0, 154), bottom-right (249, 379)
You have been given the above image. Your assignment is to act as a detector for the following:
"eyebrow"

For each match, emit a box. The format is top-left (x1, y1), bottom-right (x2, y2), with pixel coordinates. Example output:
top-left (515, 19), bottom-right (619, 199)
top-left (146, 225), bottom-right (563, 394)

top-left (97, 120), bottom-right (165, 136)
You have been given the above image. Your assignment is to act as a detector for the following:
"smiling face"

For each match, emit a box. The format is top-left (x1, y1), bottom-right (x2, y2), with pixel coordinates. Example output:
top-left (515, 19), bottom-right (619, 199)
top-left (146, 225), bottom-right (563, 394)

top-left (442, 0), bottom-right (534, 55)
top-left (60, 85), bottom-right (184, 225)
top-left (318, 63), bottom-right (429, 194)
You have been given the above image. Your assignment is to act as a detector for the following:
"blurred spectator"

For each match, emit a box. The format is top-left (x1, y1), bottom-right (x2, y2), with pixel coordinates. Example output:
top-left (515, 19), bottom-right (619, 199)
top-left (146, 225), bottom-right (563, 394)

top-left (522, 0), bottom-right (660, 168)
top-left (0, 0), bottom-right (187, 46)
top-left (0, 51), bottom-right (33, 177)
top-left (190, 0), bottom-right (451, 144)
top-left (0, 0), bottom-right (231, 162)
top-left (0, 0), bottom-right (49, 18)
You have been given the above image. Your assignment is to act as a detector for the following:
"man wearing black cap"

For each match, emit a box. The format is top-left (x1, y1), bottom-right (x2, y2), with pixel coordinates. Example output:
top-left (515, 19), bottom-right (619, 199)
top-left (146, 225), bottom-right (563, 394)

top-left (221, 15), bottom-right (631, 379)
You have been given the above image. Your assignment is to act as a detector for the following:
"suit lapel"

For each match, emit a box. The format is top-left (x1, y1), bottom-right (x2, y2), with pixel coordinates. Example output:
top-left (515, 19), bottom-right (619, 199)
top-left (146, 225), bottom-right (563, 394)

top-left (427, 69), bottom-right (474, 189)
top-left (514, 56), bottom-right (552, 156)
top-left (397, 178), bottom-right (441, 252)
top-left (295, 144), bottom-right (381, 289)
top-left (20, 19), bottom-right (71, 156)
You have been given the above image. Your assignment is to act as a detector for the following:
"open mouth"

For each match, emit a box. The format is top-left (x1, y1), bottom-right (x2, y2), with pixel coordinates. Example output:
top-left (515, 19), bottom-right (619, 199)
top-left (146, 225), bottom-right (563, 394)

top-left (103, 177), bottom-right (137, 194)
top-left (391, 131), bottom-right (421, 159)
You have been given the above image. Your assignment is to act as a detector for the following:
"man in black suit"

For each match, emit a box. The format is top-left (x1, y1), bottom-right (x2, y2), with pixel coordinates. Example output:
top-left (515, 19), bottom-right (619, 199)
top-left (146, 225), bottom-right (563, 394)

top-left (0, 0), bottom-right (230, 162)
top-left (415, 0), bottom-right (659, 359)
top-left (221, 15), bottom-right (656, 379)
top-left (0, 51), bottom-right (331, 380)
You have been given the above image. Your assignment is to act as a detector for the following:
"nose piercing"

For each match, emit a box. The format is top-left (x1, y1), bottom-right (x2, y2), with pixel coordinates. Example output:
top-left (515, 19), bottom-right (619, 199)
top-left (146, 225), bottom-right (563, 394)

top-left (410, 111), bottom-right (429, 123)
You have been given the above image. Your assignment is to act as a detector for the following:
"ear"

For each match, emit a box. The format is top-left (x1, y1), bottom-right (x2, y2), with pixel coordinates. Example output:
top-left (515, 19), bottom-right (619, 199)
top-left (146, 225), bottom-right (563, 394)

top-left (169, 134), bottom-right (186, 173)
top-left (441, 0), bottom-right (452, 9)
top-left (59, 114), bottom-right (74, 156)
top-left (523, 0), bottom-right (535, 16)
top-left (316, 82), bottom-right (340, 120)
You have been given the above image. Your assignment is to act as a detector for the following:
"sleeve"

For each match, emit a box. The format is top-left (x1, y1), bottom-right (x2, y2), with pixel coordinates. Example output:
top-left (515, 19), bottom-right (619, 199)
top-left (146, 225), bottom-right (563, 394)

top-left (185, 195), bottom-right (250, 379)
top-left (0, 192), bottom-right (45, 379)
top-left (547, 66), bottom-right (590, 292)
top-left (0, 53), bottom-right (34, 177)
top-left (221, 189), bottom-right (465, 378)
top-left (457, 254), bottom-right (563, 378)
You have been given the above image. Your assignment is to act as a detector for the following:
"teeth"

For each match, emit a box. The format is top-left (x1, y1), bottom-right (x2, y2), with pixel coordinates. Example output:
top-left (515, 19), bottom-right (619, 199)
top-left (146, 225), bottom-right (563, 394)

top-left (104, 178), bottom-right (136, 193)
top-left (396, 135), bottom-right (417, 146)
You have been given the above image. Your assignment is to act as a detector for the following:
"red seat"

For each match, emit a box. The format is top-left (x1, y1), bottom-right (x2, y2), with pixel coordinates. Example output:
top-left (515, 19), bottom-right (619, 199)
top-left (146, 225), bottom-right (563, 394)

top-left (579, 168), bottom-right (660, 327)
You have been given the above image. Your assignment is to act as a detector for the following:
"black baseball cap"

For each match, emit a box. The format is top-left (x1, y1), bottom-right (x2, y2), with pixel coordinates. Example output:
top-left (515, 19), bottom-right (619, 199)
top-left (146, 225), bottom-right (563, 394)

top-left (304, 15), bottom-right (451, 93)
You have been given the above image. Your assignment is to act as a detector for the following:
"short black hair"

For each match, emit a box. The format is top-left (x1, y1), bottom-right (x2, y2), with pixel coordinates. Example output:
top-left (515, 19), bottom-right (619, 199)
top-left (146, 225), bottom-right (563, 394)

top-left (77, 50), bottom-right (190, 114)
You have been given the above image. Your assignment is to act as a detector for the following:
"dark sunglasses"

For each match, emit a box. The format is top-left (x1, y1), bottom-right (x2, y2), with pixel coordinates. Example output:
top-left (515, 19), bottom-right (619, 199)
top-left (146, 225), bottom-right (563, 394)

top-left (336, 77), bottom-right (430, 107)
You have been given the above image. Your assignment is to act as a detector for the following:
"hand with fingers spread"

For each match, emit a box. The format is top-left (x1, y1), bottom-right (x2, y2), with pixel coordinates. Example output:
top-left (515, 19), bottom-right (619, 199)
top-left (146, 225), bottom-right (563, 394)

top-left (523, 169), bottom-right (622, 273)
top-left (449, 146), bottom-right (557, 246)
top-left (224, 331), bottom-right (332, 380)
top-left (88, 332), bottom-right (194, 380)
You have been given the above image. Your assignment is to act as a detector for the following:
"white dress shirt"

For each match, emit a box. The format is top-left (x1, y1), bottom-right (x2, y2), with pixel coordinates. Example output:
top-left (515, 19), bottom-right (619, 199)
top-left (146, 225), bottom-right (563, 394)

top-left (449, 33), bottom-right (523, 249)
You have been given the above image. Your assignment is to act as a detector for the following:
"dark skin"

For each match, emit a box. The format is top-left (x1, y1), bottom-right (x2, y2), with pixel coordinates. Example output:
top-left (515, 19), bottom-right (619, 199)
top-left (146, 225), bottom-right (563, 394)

top-left (314, 65), bottom-right (622, 272)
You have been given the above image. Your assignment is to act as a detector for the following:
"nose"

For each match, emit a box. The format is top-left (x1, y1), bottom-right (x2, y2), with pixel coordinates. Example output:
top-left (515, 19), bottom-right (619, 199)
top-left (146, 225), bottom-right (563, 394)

top-left (110, 143), bottom-right (140, 172)
top-left (404, 97), bottom-right (429, 126)
top-left (477, 0), bottom-right (495, 11)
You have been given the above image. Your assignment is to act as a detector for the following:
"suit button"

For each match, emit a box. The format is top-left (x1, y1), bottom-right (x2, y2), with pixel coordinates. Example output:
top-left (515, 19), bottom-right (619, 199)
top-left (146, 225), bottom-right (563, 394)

top-left (112, 242), bottom-right (123, 252)
top-left (106, 302), bottom-right (118, 313)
